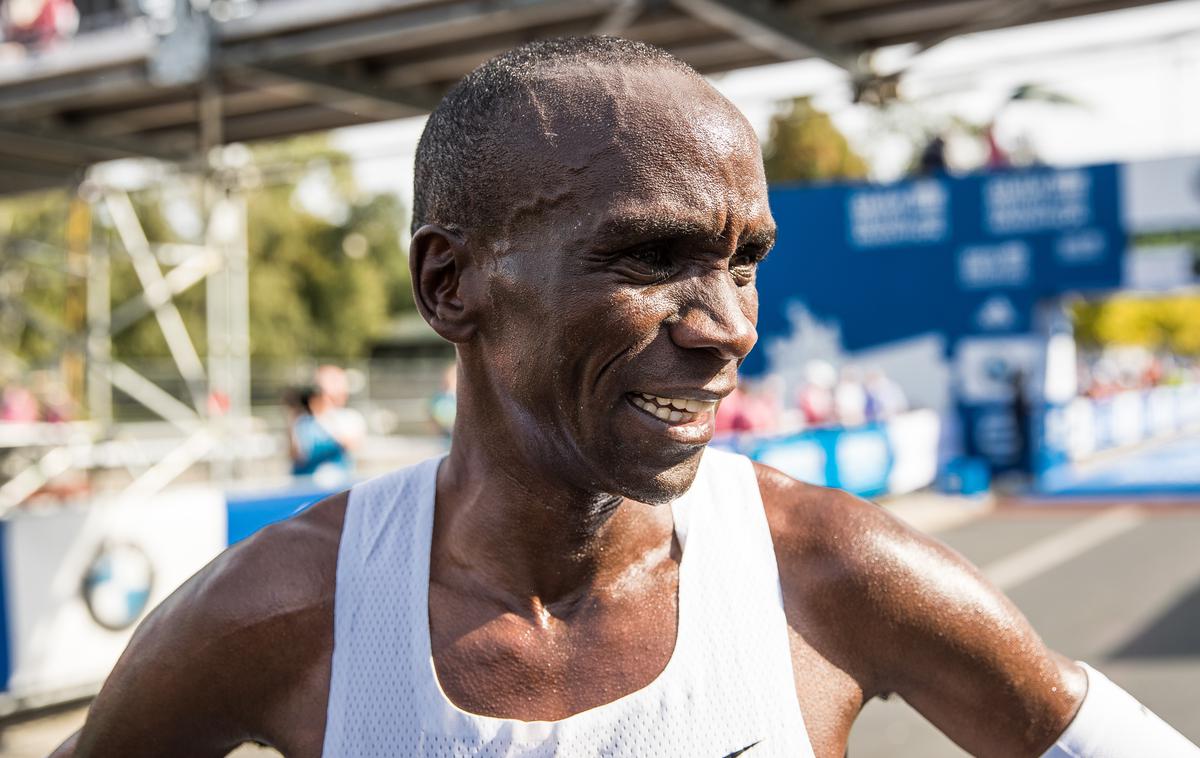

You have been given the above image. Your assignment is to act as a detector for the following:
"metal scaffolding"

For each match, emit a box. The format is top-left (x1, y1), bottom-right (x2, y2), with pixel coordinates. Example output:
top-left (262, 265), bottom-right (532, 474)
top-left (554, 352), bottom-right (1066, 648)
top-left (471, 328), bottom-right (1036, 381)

top-left (0, 0), bottom-right (1177, 193)
top-left (0, 152), bottom-right (264, 513)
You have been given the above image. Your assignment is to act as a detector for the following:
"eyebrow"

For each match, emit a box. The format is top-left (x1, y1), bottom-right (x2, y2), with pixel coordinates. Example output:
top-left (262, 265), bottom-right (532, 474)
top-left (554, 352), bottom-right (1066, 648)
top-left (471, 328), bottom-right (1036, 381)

top-left (592, 214), bottom-right (776, 250)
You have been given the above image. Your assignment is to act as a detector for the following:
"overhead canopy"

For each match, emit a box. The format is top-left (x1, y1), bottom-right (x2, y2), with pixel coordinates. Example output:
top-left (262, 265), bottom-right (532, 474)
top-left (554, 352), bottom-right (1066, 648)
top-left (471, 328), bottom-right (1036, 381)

top-left (0, 0), bottom-right (1174, 194)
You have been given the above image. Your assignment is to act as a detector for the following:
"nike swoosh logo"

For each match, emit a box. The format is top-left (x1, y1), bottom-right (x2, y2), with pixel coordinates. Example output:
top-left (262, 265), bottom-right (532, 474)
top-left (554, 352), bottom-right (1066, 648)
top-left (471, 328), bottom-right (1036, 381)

top-left (723, 741), bottom-right (761, 757)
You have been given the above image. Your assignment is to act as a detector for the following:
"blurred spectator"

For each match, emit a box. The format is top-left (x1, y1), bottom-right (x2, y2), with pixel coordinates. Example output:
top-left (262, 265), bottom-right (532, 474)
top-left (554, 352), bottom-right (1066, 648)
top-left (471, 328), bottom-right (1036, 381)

top-left (983, 124), bottom-right (1010, 170)
top-left (314, 364), bottom-right (366, 454)
top-left (917, 134), bottom-right (948, 176)
top-left (1075, 347), bottom-right (1196, 400)
top-left (864, 368), bottom-right (907, 422)
top-left (715, 386), bottom-right (751, 435)
top-left (1, 0), bottom-right (78, 51)
top-left (797, 360), bottom-right (836, 426)
top-left (715, 379), bottom-right (777, 436)
top-left (206, 390), bottom-right (230, 417)
top-left (1142, 356), bottom-right (1164, 389)
top-left (285, 385), bottom-right (351, 482)
top-left (746, 378), bottom-right (782, 434)
top-left (1, 382), bottom-right (39, 422)
top-left (33, 375), bottom-right (74, 422)
top-left (833, 365), bottom-right (868, 427)
top-left (1010, 368), bottom-right (1031, 473)
top-left (719, 363), bottom-right (915, 436)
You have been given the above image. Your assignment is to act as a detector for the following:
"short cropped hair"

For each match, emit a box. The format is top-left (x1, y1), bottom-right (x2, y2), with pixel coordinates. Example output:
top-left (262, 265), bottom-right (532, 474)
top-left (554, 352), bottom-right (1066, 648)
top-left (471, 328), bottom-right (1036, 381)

top-left (411, 35), bottom-right (700, 238)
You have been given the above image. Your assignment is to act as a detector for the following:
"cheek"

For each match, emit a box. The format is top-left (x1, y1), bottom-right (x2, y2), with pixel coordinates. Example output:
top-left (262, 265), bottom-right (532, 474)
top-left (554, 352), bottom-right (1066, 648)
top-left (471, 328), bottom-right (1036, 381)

top-left (472, 274), bottom-right (560, 397)
top-left (602, 286), bottom-right (675, 347)
top-left (743, 285), bottom-right (760, 325)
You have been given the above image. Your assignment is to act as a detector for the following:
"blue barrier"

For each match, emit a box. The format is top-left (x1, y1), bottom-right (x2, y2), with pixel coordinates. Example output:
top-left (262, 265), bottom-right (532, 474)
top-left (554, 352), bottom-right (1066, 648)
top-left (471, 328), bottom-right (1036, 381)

top-left (736, 424), bottom-right (893, 498)
top-left (940, 457), bottom-right (991, 496)
top-left (717, 410), bottom-right (940, 498)
top-left (225, 482), bottom-right (341, 545)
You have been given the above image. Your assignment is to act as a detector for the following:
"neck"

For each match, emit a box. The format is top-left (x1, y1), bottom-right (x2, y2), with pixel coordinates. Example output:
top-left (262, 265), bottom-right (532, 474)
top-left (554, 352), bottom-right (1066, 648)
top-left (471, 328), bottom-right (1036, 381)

top-left (433, 403), bottom-right (675, 611)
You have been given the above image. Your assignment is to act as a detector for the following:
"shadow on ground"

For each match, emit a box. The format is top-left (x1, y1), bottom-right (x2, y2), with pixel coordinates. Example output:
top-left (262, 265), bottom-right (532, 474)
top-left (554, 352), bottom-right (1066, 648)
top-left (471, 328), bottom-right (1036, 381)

top-left (1110, 578), bottom-right (1200, 659)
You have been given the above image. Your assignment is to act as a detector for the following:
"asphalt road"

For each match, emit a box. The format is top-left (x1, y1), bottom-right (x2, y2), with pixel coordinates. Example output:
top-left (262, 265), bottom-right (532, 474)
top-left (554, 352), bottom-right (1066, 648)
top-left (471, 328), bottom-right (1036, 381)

top-left (4, 498), bottom-right (1198, 757)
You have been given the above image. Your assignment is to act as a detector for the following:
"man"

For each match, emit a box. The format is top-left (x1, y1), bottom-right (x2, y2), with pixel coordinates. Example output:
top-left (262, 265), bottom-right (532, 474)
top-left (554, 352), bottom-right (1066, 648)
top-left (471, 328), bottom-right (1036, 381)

top-left (55, 37), bottom-right (1196, 757)
top-left (312, 364), bottom-right (367, 457)
top-left (285, 385), bottom-right (352, 482)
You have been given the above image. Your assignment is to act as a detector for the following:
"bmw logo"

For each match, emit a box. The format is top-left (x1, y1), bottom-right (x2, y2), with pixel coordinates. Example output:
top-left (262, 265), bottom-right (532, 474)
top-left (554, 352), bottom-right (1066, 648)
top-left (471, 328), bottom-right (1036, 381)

top-left (81, 542), bottom-right (155, 631)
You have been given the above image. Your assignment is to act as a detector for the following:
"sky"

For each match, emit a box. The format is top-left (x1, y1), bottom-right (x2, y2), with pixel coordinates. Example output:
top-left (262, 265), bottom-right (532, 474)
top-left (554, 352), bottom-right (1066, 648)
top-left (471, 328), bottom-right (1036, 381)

top-left (331, 0), bottom-right (1200, 220)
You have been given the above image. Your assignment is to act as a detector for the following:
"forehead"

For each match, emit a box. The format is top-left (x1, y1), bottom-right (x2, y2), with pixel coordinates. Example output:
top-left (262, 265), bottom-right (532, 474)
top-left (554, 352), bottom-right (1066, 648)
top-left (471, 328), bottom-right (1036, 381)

top-left (509, 64), bottom-right (772, 245)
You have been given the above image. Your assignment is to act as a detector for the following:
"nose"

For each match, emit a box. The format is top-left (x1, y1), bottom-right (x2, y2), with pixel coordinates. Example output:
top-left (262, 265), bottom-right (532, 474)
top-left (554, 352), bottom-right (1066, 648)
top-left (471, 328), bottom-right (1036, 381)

top-left (667, 273), bottom-right (758, 361)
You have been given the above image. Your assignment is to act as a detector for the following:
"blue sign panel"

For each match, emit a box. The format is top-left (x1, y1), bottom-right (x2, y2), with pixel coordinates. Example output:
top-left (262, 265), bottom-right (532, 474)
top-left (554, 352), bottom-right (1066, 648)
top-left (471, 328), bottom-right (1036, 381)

top-left (749, 164), bottom-right (1127, 472)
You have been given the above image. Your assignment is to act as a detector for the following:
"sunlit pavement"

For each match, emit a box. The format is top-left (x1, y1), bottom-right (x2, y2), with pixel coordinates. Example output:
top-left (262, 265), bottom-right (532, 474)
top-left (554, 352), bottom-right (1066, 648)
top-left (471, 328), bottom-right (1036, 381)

top-left (3, 489), bottom-right (1198, 757)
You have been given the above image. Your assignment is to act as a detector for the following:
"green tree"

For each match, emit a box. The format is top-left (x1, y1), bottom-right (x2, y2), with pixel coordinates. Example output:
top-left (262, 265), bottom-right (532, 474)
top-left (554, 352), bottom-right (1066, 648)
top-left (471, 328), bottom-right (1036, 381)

top-left (762, 97), bottom-right (869, 184)
top-left (0, 134), bottom-right (413, 368)
top-left (243, 143), bottom-right (410, 360)
top-left (0, 190), bottom-right (75, 370)
top-left (1072, 294), bottom-right (1200, 356)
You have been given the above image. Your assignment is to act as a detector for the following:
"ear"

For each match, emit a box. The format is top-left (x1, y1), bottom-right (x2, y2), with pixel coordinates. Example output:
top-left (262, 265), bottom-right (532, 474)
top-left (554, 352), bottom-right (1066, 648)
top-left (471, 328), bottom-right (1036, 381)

top-left (409, 224), bottom-right (477, 343)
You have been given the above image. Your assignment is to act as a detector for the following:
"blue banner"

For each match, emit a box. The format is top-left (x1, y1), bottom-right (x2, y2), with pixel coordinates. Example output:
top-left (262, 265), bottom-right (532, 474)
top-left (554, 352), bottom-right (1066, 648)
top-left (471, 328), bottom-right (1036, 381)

top-left (749, 164), bottom-right (1127, 473)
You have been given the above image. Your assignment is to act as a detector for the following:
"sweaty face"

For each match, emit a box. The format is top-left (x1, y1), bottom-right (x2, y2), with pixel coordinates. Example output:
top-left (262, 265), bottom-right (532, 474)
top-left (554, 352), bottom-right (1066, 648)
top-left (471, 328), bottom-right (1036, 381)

top-left (467, 65), bottom-right (775, 504)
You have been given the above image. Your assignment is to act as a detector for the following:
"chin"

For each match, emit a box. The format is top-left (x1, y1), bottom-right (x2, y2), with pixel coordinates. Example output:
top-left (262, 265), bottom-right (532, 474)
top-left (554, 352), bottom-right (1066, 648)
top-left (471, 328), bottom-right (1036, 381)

top-left (605, 448), bottom-right (705, 505)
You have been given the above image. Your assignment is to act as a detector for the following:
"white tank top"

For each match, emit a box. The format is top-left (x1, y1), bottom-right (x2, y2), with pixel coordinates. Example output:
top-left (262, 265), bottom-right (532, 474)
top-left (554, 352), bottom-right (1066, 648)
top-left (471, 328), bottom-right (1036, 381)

top-left (322, 447), bottom-right (816, 757)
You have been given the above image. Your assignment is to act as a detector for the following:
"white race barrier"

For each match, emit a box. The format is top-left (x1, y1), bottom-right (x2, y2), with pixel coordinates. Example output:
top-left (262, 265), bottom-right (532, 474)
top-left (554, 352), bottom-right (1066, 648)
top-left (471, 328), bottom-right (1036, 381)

top-left (0, 480), bottom-right (338, 714)
top-left (0, 488), bottom-right (227, 714)
top-left (1041, 384), bottom-right (1200, 468)
top-left (1036, 384), bottom-right (1200, 496)
top-left (886, 410), bottom-right (942, 496)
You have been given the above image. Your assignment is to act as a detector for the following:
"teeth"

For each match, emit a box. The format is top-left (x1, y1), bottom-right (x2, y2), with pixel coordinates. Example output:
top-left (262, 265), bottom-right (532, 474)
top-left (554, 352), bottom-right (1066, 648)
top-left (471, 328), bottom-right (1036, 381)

top-left (632, 392), bottom-right (716, 422)
top-left (631, 396), bottom-right (701, 424)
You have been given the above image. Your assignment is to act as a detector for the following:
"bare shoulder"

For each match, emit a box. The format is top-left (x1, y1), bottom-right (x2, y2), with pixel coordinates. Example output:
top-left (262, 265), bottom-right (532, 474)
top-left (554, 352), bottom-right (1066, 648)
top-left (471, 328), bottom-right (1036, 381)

top-left (754, 462), bottom-right (1086, 756)
top-left (754, 459), bottom-right (919, 600)
top-left (71, 491), bottom-right (349, 758)
top-left (753, 461), bottom-right (914, 696)
top-left (754, 460), bottom-right (898, 570)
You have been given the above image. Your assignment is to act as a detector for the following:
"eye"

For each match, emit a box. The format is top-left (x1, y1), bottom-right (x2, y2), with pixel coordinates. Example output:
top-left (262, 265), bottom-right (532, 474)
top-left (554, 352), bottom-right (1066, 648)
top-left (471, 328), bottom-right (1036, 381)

top-left (618, 244), bottom-right (676, 284)
top-left (730, 245), bottom-right (767, 286)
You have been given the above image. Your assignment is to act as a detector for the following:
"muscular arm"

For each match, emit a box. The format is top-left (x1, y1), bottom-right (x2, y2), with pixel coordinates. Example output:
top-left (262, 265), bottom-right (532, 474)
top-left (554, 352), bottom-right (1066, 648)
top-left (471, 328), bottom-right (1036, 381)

top-left (52, 494), bottom-right (346, 758)
top-left (758, 464), bottom-right (1086, 757)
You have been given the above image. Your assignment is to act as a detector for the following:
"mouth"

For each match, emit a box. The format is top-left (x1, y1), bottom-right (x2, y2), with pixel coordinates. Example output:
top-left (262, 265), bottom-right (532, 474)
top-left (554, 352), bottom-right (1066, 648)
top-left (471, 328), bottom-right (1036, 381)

top-left (626, 391), bottom-right (719, 425)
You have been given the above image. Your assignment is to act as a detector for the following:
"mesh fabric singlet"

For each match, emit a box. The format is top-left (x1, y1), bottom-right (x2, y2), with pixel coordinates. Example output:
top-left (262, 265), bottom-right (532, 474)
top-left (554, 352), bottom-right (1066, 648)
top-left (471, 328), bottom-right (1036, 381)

top-left (322, 447), bottom-right (816, 757)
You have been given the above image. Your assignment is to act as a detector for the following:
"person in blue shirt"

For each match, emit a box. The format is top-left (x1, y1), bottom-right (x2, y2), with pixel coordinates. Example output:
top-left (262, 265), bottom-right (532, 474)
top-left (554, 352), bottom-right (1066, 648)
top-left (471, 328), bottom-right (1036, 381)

top-left (286, 386), bottom-right (350, 479)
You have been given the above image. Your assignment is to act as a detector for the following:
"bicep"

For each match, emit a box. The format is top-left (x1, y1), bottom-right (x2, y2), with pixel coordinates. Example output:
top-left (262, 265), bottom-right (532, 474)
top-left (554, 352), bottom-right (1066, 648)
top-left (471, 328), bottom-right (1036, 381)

top-left (760, 470), bottom-right (1088, 758)
top-left (861, 520), bottom-right (1087, 756)
top-left (71, 501), bottom-right (342, 758)
top-left (71, 586), bottom-right (250, 758)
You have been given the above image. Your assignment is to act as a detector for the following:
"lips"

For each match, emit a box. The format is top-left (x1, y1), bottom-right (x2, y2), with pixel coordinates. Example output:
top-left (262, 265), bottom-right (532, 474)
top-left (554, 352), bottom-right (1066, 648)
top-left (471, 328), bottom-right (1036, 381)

top-left (627, 392), bottom-right (719, 424)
